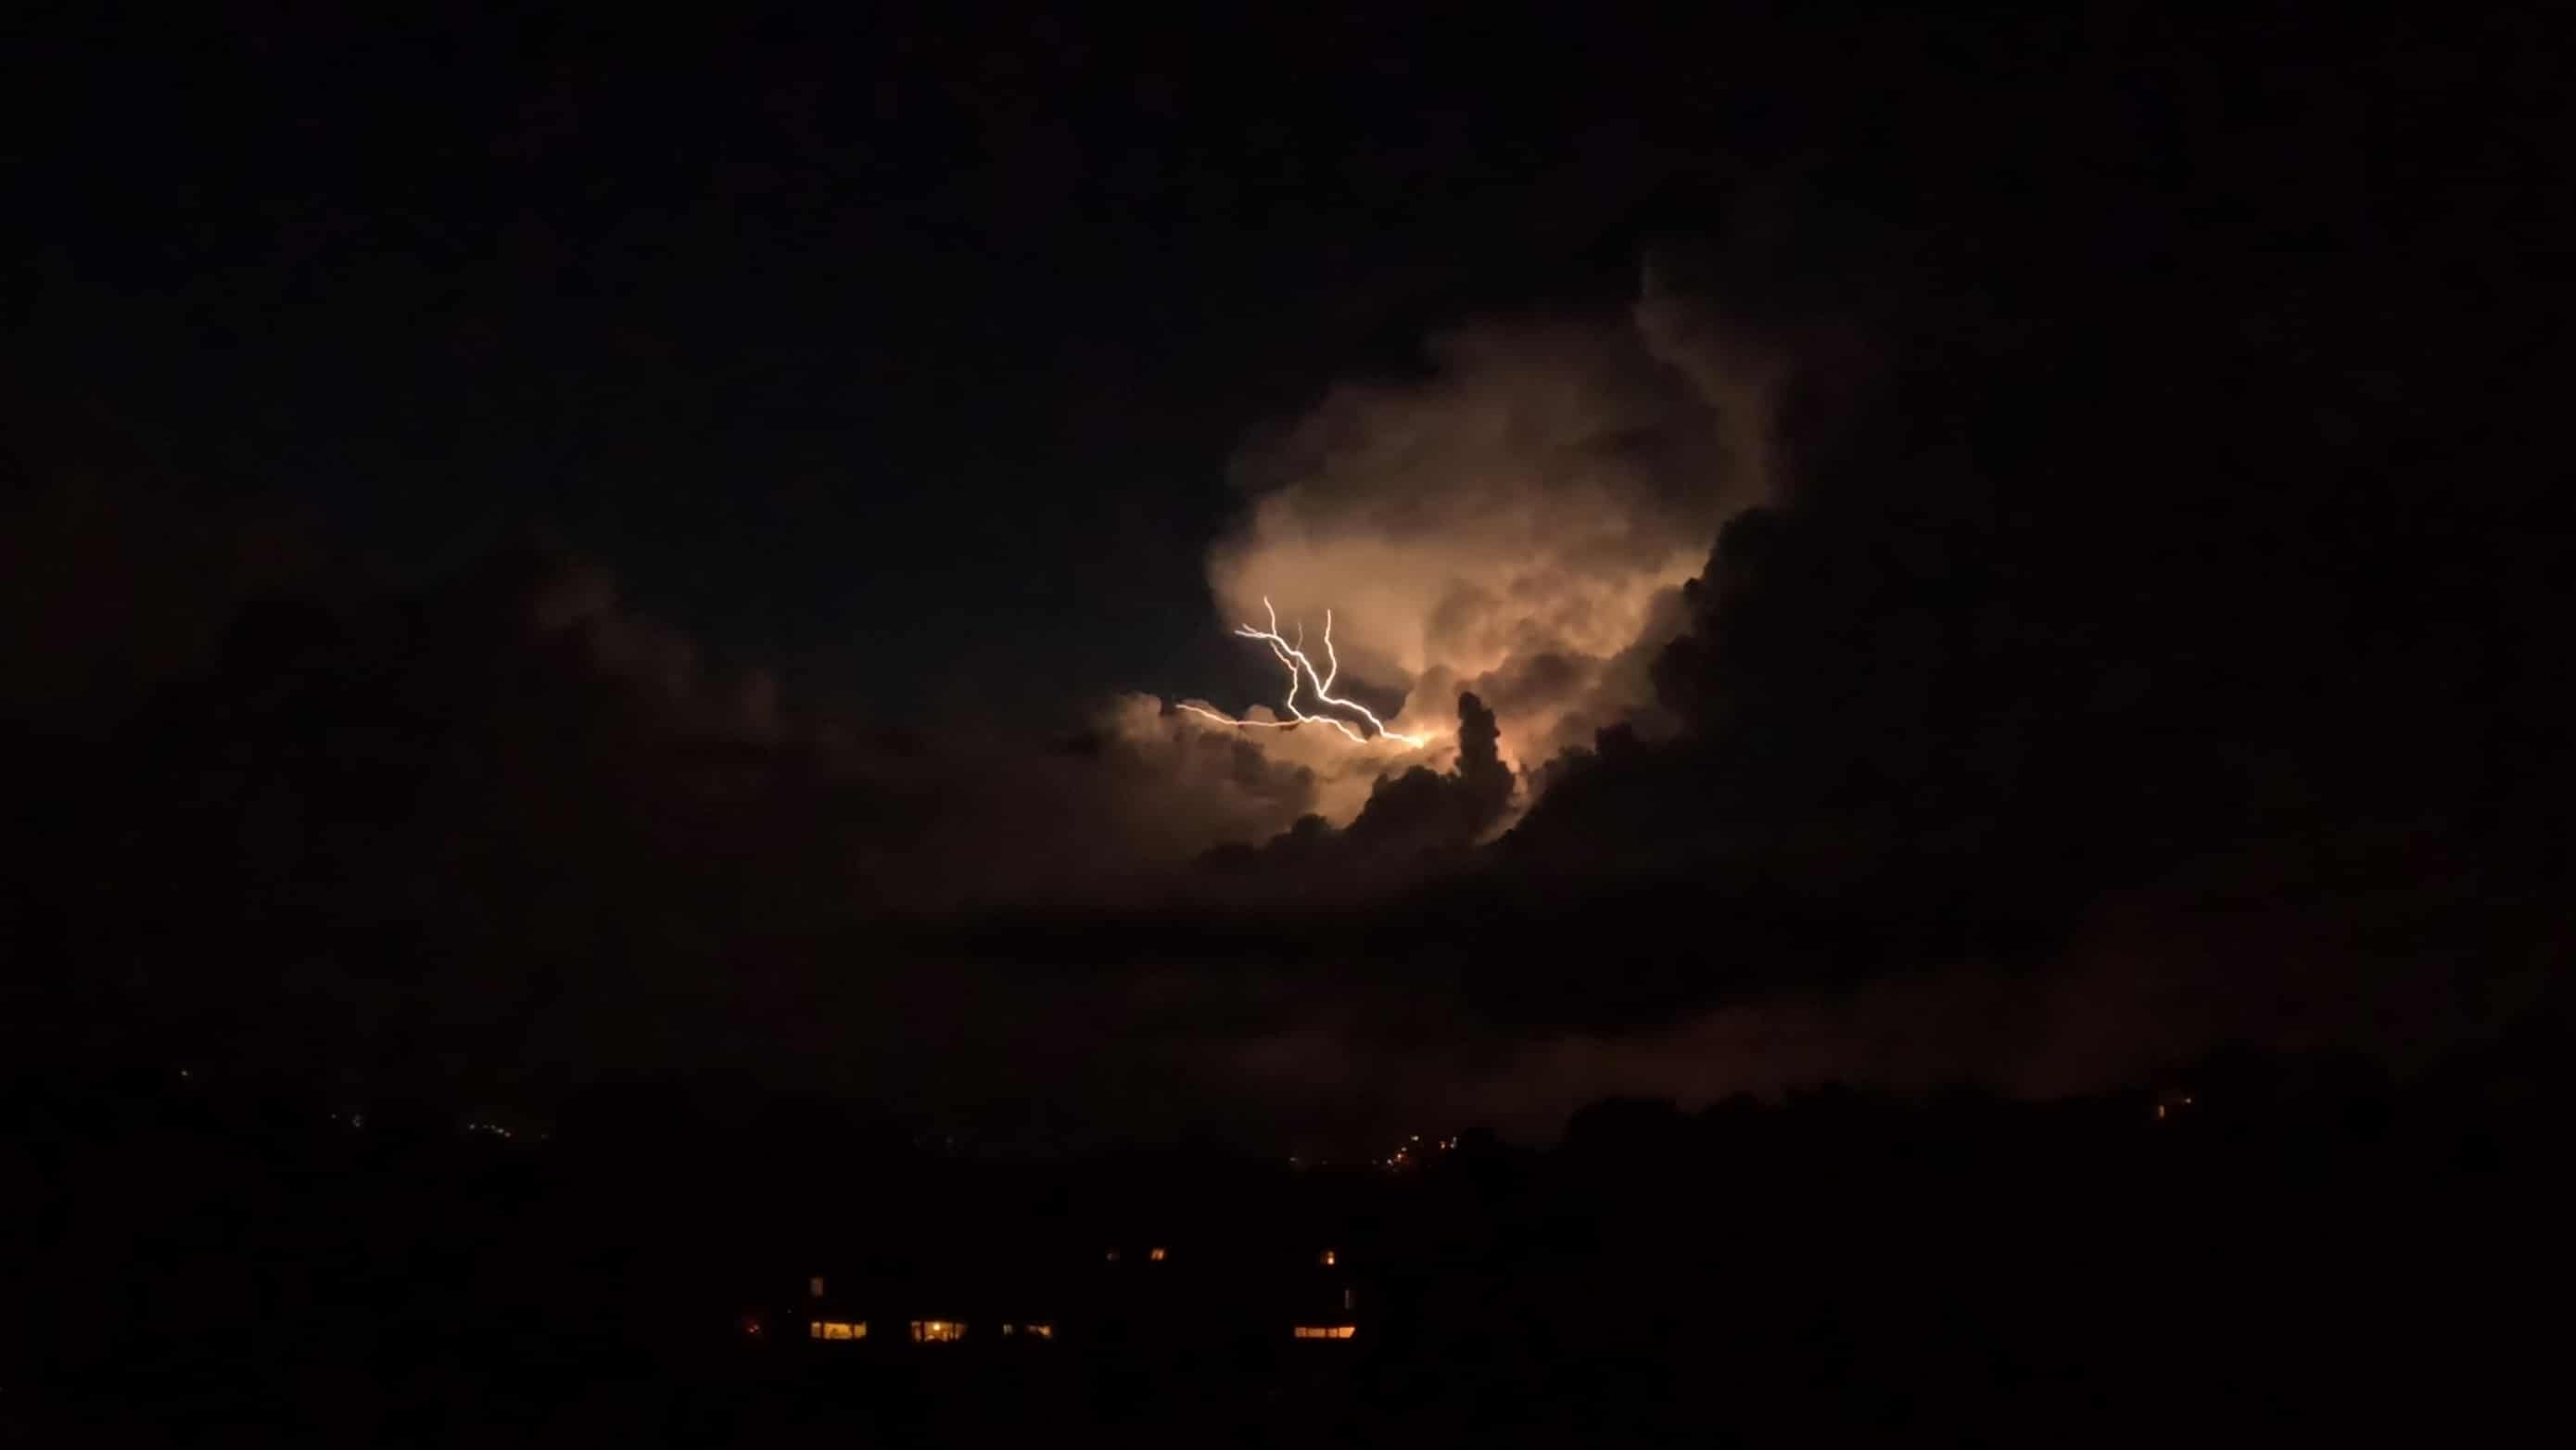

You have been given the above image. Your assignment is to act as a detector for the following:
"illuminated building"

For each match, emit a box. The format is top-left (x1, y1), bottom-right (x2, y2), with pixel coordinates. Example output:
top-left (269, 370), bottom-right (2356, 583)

top-left (809, 1319), bottom-right (867, 1340)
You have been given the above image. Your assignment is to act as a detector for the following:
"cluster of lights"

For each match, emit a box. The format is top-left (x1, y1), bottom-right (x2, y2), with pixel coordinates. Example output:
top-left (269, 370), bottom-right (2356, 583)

top-left (1378, 1132), bottom-right (1461, 1171)
top-left (1179, 598), bottom-right (1427, 747)
top-left (463, 1120), bottom-right (515, 1139)
top-left (790, 1251), bottom-right (1348, 1350)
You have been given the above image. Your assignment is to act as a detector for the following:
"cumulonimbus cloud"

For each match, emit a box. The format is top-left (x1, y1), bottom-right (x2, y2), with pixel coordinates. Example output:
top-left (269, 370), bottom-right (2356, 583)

top-left (1151, 283), bottom-right (1778, 827)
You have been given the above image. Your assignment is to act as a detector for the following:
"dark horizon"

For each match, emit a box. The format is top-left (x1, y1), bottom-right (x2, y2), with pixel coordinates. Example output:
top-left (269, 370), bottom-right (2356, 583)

top-left (12, 1027), bottom-right (2561, 1444)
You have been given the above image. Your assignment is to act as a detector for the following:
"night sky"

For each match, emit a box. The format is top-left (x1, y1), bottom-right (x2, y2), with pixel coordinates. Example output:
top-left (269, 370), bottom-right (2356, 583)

top-left (7, 6), bottom-right (2570, 1148)
top-left (17, 6), bottom-right (1718, 715)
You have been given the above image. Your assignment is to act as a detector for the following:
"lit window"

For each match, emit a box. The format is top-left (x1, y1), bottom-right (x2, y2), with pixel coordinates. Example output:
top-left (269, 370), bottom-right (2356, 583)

top-left (1319, 1249), bottom-right (1337, 1266)
top-left (1293, 1326), bottom-right (1357, 1340)
top-left (808, 1320), bottom-right (820, 1339)
top-left (911, 1320), bottom-right (967, 1342)
top-left (1105, 1248), bottom-right (1121, 1263)
top-left (1001, 1323), bottom-right (1015, 1336)
top-left (812, 1320), bottom-right (862, 1341)
top-left (1026, 1323), bottom-right (1053, 1340)
top-left (1343, 1287), bottom-right (1356, 1310)
top-left (809, 1276), bottom-right (826, 1299)
top-left (1148, 1247), bottom-right (1167, 1262)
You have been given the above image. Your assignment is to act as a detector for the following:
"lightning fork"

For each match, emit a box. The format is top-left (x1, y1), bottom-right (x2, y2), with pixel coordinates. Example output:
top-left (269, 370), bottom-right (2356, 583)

top-left (1180, 598), bottom-right (1426, 747)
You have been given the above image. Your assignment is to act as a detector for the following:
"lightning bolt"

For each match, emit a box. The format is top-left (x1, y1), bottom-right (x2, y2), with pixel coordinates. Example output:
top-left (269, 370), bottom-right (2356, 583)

top-left (1178, 597), bottom-right (1428, 747)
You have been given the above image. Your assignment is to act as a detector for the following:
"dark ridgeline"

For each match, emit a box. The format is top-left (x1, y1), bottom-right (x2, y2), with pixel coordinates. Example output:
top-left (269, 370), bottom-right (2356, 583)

top-left (6, 1031), bottom-right (2566, 1445)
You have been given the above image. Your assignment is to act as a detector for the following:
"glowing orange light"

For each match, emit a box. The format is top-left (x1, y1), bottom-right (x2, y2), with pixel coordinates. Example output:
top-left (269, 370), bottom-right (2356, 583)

top-left (1179, 598), bottom-right (1427, 746)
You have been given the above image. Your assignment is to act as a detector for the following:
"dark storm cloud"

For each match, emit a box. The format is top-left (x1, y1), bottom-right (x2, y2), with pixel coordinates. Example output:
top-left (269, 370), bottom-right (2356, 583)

top-left (965, 7), bottom-right (2576, 1138)
top-left (11, 7), bottom-right (2566, 1149)
top-left (3, 537), bottom-right (1361, 1112)
top-left (1192, 692), bottom-right (1516, 897)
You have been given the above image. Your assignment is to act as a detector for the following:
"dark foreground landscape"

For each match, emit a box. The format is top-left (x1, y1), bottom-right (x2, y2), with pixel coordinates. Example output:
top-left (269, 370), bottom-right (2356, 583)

top-left (9, 1033), bottom-right (2566, 1446)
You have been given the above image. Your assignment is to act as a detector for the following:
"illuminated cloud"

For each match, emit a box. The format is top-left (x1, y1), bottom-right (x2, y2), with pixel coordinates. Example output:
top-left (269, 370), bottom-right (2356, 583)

top-left (1176, 295), bottom-right (1776, 821)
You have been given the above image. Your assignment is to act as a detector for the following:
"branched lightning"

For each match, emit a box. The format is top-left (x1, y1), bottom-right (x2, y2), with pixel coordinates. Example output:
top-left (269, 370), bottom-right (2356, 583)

top-left (1179, 597), bottom-right (1428, 747)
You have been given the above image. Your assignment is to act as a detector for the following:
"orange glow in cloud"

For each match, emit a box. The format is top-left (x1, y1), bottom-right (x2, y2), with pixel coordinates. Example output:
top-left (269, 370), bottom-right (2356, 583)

top-left (1127, 300), bottom-right (1775, 829)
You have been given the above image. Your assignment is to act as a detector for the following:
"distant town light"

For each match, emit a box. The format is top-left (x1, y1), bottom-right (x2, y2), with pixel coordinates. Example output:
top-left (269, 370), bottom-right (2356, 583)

top-left (1319, 1248), bottom-right (1337, 1266)
top-left (1293, 1325), bottom-right (1358, 1340)
top-left (1148, 1246), bottom-right (1168, 1262)
top-left (910, 1320), bottom-right (966, 1342)
top-left (811, 1320), bottom-right (864, 1341)
top-left (809, 1276), bottom-right (826, 1298)
top-left (1105, 1248), bottom-right (1121, 1263)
